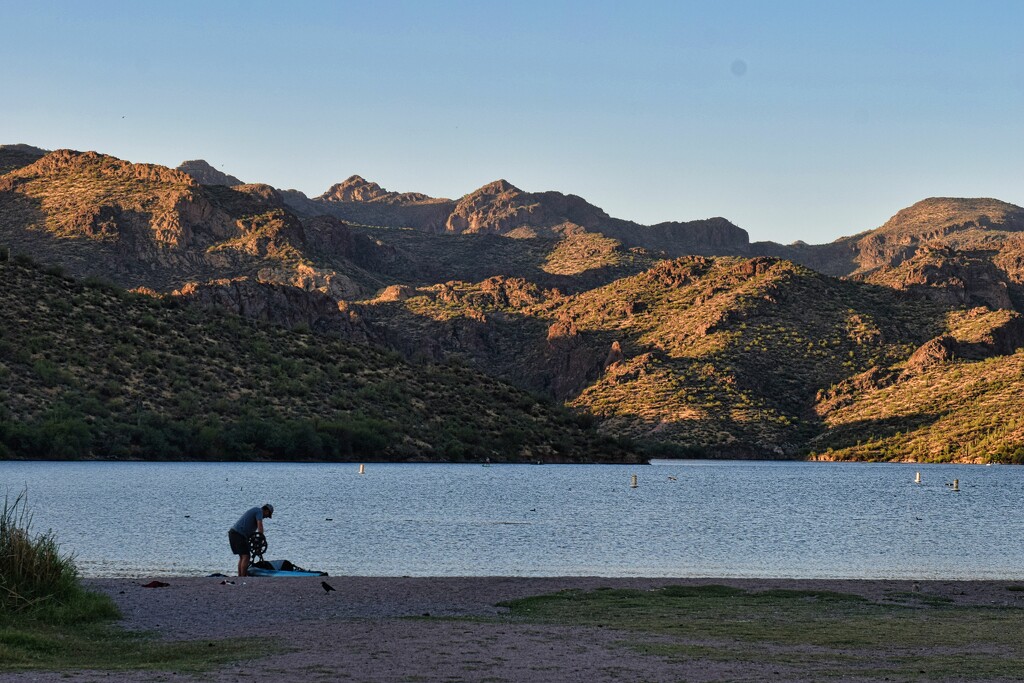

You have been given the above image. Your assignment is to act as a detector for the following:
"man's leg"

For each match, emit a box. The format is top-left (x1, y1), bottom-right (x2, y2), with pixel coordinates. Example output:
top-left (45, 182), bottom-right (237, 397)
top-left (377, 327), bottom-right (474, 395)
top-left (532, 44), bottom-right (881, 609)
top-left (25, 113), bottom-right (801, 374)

top-left (238, 553), bottom-right (250, 577)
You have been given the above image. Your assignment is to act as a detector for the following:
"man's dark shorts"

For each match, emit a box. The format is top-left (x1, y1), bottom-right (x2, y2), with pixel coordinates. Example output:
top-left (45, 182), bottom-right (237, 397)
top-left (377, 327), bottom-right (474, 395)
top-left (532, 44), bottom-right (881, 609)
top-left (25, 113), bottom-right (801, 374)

top-left (228, 530), bottom-right (249, 555)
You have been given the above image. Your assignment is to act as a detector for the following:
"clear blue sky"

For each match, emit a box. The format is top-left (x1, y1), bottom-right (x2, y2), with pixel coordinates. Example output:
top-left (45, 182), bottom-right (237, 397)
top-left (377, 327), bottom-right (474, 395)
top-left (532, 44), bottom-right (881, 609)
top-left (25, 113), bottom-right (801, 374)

top-left (2, 0), bottom-right (1022, 244)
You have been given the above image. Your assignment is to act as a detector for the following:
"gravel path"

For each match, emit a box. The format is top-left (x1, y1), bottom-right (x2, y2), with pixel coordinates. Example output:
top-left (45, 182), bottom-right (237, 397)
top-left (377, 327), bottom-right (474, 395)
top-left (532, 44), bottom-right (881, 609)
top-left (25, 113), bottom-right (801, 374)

top-left (4, 577), bottom-right (1024, 682)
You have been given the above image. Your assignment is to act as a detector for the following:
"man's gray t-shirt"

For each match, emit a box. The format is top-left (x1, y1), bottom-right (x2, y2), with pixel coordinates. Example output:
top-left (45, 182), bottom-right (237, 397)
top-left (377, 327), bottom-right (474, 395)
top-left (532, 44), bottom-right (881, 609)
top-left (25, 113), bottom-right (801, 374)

top-left (231, 507), bottom-right (264, 536)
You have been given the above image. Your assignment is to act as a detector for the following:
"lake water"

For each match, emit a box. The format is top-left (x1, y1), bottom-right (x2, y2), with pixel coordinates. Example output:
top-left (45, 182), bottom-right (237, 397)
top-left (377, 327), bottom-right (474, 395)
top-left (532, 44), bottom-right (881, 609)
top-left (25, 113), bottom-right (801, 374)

top-left (1, 460), bottom-right (1022, 580)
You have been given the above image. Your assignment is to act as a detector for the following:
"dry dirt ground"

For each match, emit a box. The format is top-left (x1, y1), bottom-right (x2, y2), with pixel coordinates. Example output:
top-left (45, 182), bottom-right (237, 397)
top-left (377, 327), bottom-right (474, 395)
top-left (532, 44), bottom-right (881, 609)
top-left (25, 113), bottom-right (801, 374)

top-left (4, 576), bottom-right (1024, 682)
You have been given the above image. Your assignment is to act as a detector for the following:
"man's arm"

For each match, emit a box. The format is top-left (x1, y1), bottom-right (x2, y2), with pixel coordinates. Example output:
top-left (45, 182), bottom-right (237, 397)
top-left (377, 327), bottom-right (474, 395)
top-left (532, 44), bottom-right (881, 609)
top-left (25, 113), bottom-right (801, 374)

top-left (257, 519), bottom-right (265, 535)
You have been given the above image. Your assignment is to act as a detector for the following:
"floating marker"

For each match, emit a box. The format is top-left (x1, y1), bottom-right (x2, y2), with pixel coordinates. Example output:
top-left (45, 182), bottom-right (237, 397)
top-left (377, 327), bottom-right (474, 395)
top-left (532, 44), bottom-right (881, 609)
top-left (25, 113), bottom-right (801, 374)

top-left (630, 474), bottom-right (638, 488)
top-left (915, 471), bottom-right (921, 484)
top-left (953, 479), bottom-right (959, 492)
top-left (359, 463), bottom-right (365, 475)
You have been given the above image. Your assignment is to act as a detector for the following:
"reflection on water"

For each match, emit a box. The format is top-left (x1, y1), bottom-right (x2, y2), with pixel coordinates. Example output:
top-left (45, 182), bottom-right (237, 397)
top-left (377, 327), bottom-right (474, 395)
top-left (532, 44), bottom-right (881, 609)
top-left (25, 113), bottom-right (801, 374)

top-left (1, 460), bottom-right (1022, 579)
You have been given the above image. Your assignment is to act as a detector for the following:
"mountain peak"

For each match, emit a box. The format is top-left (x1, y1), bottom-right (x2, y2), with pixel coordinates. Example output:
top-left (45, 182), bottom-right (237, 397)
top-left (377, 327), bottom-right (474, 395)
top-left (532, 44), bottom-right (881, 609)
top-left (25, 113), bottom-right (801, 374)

top-left (177, 160), bottom-right (243, 186)
top-left (474, 179), bottom-right (521, 195)
top-left (319, 175), bottom-right (391, 202)
top-left (0, 143), bottom-right (50, 155)
top-left (317, 175), bottom-right (436, 205)
top-left (844, 197), bottom-right (1024, 273)
top-left (880, 197), bottom-right (1024, 236)
top-left (8, 149), bottom-right (195, 187)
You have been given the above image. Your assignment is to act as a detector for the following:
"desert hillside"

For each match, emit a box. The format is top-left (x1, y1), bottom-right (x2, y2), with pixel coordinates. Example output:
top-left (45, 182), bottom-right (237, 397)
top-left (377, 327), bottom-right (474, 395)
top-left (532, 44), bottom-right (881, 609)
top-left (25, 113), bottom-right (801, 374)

top-left (0, 258), bottom-right (636, 462)
top-left (3, 146), bottom-right (1024, 462)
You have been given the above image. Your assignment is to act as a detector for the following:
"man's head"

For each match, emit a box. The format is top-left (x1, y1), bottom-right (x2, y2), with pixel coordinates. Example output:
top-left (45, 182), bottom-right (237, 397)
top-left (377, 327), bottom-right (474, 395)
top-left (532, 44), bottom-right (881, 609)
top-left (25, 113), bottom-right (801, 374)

top-left (262, 503), bottom-right (274, 519)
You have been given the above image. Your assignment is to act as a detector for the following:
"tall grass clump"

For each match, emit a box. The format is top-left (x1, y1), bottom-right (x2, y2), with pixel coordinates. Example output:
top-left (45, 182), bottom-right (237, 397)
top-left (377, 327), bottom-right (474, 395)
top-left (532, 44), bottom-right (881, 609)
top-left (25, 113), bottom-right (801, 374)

top-left (0, 491), bottom-right (117, 624)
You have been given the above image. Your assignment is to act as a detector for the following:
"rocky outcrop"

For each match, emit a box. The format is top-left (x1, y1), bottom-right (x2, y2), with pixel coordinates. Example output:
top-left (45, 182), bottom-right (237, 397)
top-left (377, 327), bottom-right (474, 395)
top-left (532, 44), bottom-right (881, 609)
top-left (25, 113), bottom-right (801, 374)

top-left (435, 178), bottom-right (751, 255)
top-left (446, 180), bottom-right (537, 234)
top-left (814, 366), bottom-right (898, 413)
top-left (901, 311), bottom-right (1024, 377)
top-left (177, 159), bottom-right (243, 186)
top-left (604, 340), bottom-right (625, 367)
top-left (301, 215), bottom-right (356, 259)
top-left (543, 318), bottom-right (607, 400)
top-left (376, 284), bottom-right (416, 302)
top-left (172, 277), bottom-right (367, 338)
top-left (861, 246), bottom-right (1013, 310)
top-left (475, 276), bottom-right (550, 309)
top-left (257, 262), bottom-right (361, 300)
top-left (902, 335), bottom-right (959, 375)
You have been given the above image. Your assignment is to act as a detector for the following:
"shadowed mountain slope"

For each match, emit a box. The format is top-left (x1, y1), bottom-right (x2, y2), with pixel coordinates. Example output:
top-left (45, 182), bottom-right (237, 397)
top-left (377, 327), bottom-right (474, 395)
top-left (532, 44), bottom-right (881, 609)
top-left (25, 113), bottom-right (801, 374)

top-left (0, 144), bottom-right (48, 175)
top-left (355, 255), bottom-right (958, 456)
top-left (0, 259), bottom-right (637, 462)
top-left (811, 307), bottom-right (1024, 462)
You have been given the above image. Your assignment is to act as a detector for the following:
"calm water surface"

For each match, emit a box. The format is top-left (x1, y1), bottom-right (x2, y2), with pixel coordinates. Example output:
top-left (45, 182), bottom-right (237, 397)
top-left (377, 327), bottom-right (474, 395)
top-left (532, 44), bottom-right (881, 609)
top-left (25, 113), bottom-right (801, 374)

top-left (1, 460), bottom-right (1021, 579)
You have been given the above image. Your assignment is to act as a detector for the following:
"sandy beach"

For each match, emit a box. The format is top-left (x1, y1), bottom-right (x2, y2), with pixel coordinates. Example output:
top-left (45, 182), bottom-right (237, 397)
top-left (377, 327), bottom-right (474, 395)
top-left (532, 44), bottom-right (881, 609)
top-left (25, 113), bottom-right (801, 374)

top-left (4, 576), bottom-right (1024, 682)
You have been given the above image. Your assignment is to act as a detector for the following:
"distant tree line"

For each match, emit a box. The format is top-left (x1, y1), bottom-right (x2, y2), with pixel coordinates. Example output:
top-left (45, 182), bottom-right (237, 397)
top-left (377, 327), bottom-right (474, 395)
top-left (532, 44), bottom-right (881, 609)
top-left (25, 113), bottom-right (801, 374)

top-left (0, 411), bottom-right (395, 461)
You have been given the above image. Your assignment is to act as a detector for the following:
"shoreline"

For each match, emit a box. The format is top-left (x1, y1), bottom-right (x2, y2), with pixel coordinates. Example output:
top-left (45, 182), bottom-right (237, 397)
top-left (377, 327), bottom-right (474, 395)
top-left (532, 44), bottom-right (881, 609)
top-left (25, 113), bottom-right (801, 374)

top-left (82, 576), bottom-right (1024, 639)
top-left (3, 457), bottom-right (1015, 469)
top-left (9, 576), bottom-right (1024, 682)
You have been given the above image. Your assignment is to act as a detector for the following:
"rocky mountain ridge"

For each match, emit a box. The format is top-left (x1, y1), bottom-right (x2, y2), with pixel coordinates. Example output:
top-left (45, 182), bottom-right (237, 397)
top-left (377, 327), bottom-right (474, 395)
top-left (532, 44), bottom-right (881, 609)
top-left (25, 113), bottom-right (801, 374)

top-left (282, 174), bottom-right (755, 258)
top-left (12, 148), bottom-right (1024, 279)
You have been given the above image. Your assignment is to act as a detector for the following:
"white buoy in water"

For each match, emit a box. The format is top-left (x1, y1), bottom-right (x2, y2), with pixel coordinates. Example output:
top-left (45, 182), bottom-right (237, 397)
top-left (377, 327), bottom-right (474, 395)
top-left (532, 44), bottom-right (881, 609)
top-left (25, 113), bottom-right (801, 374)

top-left (359, 463), bottom-right (365, 475)
top-left (630, 474), bottom-right (638, 488)
top-left (952, 479), bottom-right (959, 492)
top-left (915, 471), bottom-right (921, 484)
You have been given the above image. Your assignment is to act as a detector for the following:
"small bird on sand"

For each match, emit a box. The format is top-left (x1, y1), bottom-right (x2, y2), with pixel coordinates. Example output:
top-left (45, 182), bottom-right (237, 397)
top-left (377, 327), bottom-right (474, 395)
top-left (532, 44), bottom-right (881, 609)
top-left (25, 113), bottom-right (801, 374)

top-left (321, 581), bottom-right (335, 593)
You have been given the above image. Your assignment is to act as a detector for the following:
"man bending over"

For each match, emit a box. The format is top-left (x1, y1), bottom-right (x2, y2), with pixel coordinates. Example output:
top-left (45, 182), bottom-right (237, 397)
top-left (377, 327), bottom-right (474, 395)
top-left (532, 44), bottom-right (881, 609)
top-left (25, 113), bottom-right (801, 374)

top-left (228, 503), bottom-right (273, 577)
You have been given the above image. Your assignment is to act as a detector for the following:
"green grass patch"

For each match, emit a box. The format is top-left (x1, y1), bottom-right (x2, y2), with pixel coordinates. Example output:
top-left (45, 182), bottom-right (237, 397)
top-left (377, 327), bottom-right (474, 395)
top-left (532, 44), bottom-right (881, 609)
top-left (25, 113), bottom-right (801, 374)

top-left (497, 585), bottom-right (1024, 681)
top-left (0, 622), bottom-right (265, 673)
